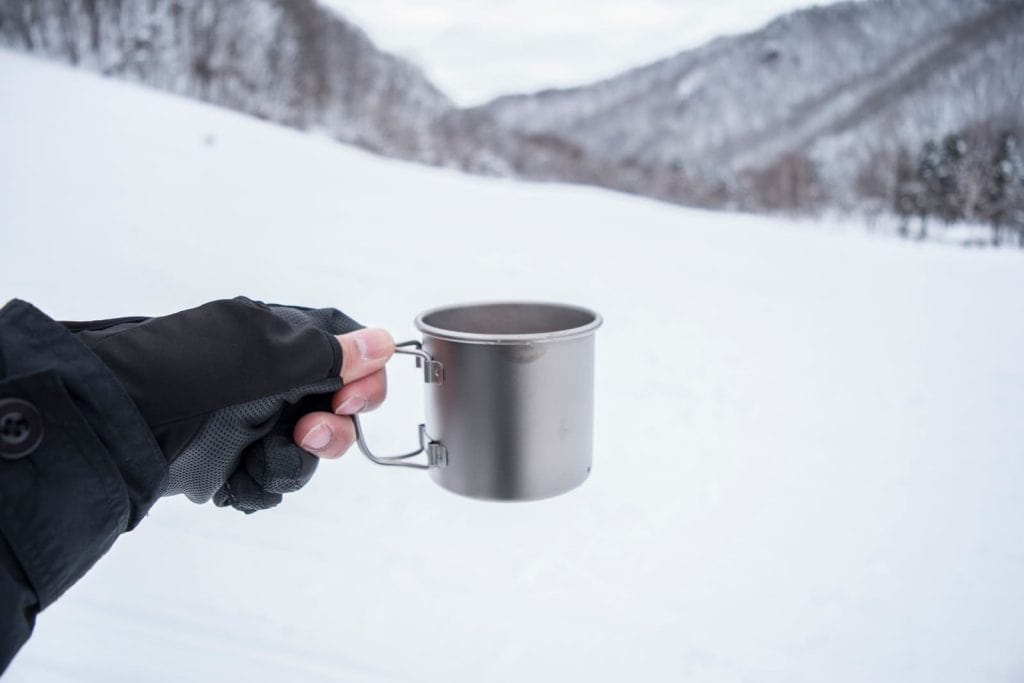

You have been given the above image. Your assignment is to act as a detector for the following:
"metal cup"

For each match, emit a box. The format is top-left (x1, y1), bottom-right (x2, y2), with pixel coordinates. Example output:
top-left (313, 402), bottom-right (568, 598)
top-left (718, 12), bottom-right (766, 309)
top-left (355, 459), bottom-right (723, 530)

top-left (353, 302), bottom-right (602, 501)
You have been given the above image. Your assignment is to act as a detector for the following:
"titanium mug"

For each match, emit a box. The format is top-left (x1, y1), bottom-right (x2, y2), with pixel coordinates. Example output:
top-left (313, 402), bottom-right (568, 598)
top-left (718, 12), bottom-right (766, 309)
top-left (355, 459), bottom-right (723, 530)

top-left (352, 302), bottom-right (602, 501)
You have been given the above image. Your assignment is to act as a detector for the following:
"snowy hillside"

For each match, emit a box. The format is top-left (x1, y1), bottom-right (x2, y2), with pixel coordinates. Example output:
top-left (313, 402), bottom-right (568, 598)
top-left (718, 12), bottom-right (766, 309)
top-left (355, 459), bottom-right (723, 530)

top-left (483, 0), bottom-right (1024, 215)
top-left (0, 0), bottom-right (454, 161)
top-left (6, 0), bottom-right (1023, 230)
top-left (2, 51), bottom-right (1024, 682)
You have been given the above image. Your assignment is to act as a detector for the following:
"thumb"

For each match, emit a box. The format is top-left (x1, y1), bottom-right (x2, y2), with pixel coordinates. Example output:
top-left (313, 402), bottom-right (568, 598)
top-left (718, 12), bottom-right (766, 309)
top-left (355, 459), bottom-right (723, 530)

top-left (336, 328), bottom-right (395, 383)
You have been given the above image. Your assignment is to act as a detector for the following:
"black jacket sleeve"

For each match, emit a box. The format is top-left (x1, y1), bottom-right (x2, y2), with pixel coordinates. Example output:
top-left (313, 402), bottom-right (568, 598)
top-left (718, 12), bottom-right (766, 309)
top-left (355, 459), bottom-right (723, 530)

top-left (0, 300), bottom-right (167, 672)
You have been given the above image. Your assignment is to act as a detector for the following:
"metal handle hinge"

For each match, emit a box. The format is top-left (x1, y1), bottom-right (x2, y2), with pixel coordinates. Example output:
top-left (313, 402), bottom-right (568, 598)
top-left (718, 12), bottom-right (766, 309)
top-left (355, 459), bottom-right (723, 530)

top-left (423, 425), bottom-right (448, 468)
top-left (407, 347), bottom-right (444, 384)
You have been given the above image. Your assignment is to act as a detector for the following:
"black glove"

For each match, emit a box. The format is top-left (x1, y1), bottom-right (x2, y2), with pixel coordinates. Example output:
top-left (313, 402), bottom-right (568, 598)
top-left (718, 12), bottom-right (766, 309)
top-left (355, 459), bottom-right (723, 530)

top-left (63, 297), bottom-right (362, 513)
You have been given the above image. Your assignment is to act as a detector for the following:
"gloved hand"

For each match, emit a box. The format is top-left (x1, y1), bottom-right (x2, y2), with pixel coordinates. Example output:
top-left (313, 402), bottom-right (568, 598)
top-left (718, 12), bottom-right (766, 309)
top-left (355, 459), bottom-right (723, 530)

top-left (63, 297), bottom-right (393, 513)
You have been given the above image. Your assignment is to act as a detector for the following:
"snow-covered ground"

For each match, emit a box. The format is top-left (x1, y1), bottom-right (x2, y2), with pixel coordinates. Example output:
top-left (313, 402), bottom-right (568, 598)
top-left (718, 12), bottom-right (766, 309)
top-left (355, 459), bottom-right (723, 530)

top-left (2, 50), bottom-right (1023, 682)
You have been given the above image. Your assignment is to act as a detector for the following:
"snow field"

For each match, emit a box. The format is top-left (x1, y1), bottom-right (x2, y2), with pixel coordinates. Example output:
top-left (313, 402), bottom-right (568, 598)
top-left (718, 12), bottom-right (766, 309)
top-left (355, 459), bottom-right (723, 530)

top-left (2, 50), bottom-right (1024, 682)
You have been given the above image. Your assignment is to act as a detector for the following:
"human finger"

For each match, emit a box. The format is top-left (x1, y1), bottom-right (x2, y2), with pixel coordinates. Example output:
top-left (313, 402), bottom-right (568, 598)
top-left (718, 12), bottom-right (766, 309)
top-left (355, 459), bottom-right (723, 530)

top-left (293, 411), bottom-right (356, 459)
top-left (331, 368), bottom-right (387, 415)
top-left (336, 328), bottom-right (394, 384)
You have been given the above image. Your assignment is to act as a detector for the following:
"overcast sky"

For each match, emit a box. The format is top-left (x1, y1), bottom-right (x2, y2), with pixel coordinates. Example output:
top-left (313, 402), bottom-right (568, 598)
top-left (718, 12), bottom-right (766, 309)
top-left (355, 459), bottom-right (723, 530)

top-left (320, 0), bottom-right (843, 104)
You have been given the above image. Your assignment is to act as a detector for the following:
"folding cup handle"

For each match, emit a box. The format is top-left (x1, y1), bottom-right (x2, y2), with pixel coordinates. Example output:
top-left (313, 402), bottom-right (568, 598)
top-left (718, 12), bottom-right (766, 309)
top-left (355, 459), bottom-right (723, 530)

top-left (351, 341), bottom-right (447, 470)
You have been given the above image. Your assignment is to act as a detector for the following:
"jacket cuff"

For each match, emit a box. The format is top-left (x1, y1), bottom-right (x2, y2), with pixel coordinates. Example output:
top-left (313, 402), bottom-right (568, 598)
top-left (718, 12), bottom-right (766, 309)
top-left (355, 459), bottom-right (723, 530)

top-left (0, 300), bottom-right (167, 607)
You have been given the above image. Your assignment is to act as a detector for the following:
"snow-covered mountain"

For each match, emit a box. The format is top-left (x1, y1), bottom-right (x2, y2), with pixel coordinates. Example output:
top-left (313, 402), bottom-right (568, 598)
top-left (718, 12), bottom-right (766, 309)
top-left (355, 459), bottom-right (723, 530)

top-left (2, 0), bottom-right (1022, 227)
top-left (480, 0), bottom-right (1024, 214)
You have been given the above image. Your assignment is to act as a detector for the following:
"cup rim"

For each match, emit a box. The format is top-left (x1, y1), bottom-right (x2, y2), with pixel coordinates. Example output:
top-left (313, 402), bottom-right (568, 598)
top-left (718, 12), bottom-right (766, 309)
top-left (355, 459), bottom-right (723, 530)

top-left (415, 301), bottom-right (603, 344)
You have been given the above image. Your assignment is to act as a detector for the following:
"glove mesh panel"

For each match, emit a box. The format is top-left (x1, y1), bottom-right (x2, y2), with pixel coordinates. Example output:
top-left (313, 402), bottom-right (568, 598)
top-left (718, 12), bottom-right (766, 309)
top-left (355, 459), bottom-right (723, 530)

top-left (164, 376), bottom-right (341, 502)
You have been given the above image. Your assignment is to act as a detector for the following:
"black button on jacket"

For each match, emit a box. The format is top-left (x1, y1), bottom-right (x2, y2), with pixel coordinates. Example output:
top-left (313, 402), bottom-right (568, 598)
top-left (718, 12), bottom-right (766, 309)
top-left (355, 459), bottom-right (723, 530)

top-left (0, 300), bottom-right (168, 672)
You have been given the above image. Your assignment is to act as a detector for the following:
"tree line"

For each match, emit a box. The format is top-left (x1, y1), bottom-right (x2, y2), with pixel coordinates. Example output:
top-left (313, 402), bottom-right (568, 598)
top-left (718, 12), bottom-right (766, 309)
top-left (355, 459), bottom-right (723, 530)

top-left (895, 126), bottom-right (1024, 246)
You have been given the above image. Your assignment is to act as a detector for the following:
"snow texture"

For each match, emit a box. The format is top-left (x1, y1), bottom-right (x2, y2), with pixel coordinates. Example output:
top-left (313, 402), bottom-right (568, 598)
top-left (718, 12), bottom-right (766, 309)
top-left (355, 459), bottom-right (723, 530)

top-left (2, 51), bottom-right (1024, 682)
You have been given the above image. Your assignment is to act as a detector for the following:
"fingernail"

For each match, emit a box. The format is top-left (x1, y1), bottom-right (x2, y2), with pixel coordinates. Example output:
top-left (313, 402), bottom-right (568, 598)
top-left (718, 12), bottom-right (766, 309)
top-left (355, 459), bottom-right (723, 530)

top-left (353, 328), bottom-right (393, 361)
top-left (301, 421), bottom-right (333, 451)
top-left (335, 396), bottom-right (367, 415)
